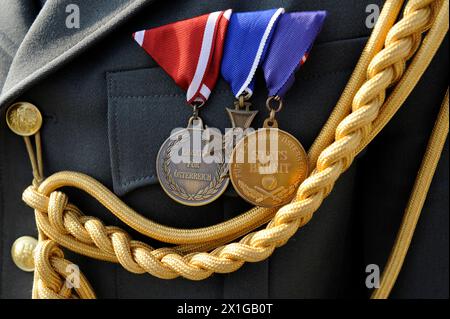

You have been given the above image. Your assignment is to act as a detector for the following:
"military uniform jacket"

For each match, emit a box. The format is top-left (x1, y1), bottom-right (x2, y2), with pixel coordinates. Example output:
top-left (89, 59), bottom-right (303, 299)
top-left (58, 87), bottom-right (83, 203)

top-left (0, 0), bottom-right (448, 298)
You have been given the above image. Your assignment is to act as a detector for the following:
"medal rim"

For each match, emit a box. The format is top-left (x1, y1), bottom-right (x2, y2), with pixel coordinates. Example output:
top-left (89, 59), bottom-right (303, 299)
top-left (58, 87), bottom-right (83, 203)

top-left (156, 128), bottom-right (230, 207)
top-left (229, 127), bottom-right (309, 208)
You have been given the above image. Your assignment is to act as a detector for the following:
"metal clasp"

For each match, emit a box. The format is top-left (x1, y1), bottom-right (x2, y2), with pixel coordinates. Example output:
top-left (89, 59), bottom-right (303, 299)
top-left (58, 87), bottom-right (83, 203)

top-left (264, 96), bottom-right (283, 128)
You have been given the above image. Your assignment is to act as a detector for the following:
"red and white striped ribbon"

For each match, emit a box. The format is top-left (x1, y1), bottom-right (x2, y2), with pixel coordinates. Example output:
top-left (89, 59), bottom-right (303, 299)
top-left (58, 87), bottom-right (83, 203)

top-left (133, 9), bottom-right (232, 104)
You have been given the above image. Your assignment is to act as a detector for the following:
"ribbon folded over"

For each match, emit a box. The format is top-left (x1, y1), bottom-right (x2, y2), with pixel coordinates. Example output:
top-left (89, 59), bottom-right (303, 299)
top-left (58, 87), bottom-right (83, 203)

top-left (133, 10), bottom-right (232, 104)
top-left (221, 8), bottom-right (284, 98)
top-left (262, 11), bottom-right (327, 97)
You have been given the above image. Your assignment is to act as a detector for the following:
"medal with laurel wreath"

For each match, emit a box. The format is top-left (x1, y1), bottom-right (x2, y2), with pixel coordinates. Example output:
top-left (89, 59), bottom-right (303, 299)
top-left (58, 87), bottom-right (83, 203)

top-left (156, 120), bottom-right (229, 206)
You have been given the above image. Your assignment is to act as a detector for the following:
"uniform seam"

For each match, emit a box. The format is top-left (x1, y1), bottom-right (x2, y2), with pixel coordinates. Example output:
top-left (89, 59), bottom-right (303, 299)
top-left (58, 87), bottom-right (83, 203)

top-left (120, 175), bottom-right (156, 187)
top-left (108, 74), bottom-right (119, 299)
top-left (316, 34), bottom-right (369, 45)
top-left (106, 66), bottom-right (158, 74)
top-left (111, 78), bottom-right (123, 185)
top-left (109, 89), bottom-right (230, 99)
top-left (107, 68), bottom-right (352, 101)
top-left (0, 125), bottom-right (6, 299)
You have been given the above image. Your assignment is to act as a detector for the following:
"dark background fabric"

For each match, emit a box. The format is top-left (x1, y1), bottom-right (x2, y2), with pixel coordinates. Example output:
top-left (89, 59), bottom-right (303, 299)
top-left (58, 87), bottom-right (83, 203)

top-left (0, 0), bottom-right (448, 298)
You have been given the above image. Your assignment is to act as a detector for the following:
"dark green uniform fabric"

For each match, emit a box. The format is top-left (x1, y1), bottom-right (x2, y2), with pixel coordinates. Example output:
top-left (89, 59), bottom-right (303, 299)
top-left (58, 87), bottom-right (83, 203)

top-left (0, 0), bottom-right (448, 298)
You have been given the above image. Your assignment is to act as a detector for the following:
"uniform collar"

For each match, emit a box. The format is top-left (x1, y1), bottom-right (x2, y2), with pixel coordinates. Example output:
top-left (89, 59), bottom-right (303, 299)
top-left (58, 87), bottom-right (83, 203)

top-left (0, 0), bottom-right (155, 109)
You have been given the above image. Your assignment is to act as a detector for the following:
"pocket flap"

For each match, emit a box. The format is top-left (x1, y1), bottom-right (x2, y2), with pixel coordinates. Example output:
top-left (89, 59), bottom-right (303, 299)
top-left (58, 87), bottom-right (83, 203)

top-left (107, 68), bottom-right (190, 195)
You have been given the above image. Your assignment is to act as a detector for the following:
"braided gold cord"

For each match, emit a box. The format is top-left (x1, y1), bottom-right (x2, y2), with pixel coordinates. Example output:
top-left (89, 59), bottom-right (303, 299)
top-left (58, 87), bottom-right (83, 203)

top-left (23, 0), bottom-right (447, 298)
top-left (33, 240), bottom-right (96, 299)
top-left (308, 0), bottom-right (405, 169)
top-left (358, 0), bottom-right (448, 153)
top-left (372, 89), bottom-right (449, 298)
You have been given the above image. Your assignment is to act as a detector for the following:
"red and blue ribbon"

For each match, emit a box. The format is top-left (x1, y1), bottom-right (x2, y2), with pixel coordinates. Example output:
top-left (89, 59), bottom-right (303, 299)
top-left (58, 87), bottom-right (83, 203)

top-left (133, 9), bottom-right (326, 104)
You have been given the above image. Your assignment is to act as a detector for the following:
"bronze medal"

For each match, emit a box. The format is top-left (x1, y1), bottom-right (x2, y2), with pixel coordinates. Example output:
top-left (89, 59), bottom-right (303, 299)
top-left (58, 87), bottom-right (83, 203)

top-left (156, 117), bottom-right (229, 206)
top-left (137, 11), bottom-right (235, 206)
top-left (229, 97), bottom-right (309, 207)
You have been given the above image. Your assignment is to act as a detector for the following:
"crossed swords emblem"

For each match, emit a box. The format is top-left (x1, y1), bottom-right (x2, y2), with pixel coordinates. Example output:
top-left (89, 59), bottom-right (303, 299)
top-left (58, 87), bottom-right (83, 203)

top-left (253, 185), bottom-right (285, 204)
top-left (238, 180), bottom-right (288, 204)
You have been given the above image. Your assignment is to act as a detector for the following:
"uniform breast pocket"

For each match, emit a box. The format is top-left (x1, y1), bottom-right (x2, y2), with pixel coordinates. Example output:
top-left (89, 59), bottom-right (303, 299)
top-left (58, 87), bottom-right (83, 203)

top-left (106, 67), bottom-right (233, 196)
top-left (106, 68), bottom-right (191, 196)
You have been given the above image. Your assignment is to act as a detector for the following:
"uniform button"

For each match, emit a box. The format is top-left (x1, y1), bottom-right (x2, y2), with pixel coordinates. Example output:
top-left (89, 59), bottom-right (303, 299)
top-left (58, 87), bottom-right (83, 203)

top-left (11, 236), bottom-right (38, 272)
top-left (5, 102), bottom-right (43, 136)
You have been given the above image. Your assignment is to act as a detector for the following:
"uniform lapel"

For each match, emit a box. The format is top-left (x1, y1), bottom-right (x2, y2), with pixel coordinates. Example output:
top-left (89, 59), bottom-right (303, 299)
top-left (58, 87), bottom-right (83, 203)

top-left (0, 0), bottom-right (156, 109)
